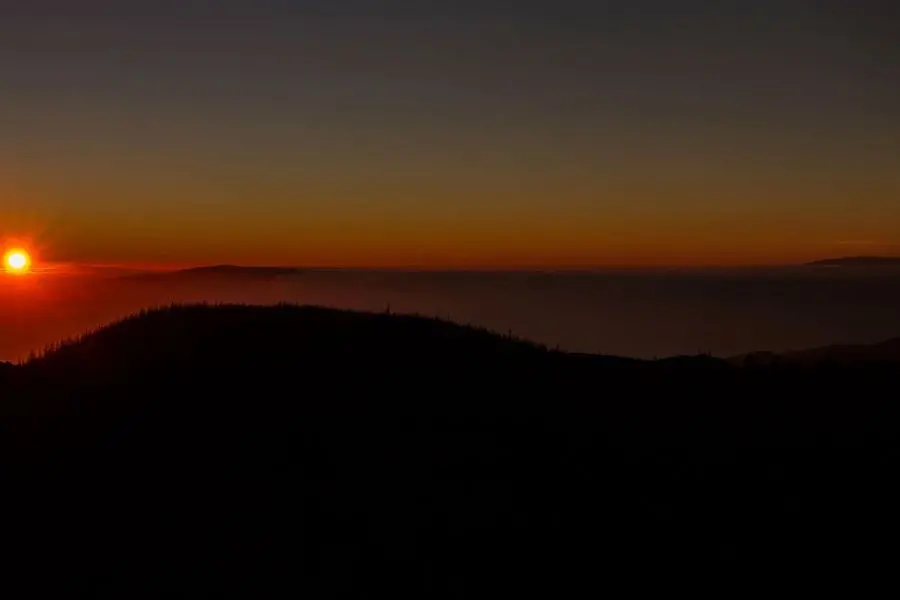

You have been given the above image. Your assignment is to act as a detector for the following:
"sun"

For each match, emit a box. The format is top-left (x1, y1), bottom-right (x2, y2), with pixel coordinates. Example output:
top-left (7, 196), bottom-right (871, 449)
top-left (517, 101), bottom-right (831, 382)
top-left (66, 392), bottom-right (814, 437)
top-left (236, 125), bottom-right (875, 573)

top-left (3, 249), bottom-right (32, 274)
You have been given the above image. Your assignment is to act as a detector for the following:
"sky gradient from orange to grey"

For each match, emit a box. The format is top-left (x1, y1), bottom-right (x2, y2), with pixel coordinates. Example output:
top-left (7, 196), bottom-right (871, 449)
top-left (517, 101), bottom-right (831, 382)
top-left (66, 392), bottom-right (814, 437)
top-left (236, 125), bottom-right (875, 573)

top-left (1, 1), bottom-right (898, 268)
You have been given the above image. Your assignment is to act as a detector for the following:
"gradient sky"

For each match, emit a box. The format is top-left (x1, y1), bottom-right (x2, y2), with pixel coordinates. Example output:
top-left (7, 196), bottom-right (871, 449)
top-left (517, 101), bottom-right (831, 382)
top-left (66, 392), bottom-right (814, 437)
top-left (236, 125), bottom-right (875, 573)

top-left (1, 0), bottom-right (898, 268)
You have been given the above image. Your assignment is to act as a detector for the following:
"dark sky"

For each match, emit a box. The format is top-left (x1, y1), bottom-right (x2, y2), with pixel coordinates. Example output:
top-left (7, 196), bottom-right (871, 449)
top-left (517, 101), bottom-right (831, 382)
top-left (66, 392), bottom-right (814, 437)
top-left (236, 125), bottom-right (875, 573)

top-left (1, 1), bottom-right (898, 267)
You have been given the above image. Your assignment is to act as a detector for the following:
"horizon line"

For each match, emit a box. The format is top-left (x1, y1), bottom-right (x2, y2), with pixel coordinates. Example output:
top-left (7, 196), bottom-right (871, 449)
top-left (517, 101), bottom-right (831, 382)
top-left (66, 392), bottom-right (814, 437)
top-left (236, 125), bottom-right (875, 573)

top-left (24, 255), bottom-right (900, 275)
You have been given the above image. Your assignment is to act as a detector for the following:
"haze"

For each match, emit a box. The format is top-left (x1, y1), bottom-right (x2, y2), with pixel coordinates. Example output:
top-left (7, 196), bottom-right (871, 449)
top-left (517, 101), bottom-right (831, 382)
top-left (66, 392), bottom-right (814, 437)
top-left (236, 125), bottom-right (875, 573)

top-left (4, 267), bottom-right (900, 363)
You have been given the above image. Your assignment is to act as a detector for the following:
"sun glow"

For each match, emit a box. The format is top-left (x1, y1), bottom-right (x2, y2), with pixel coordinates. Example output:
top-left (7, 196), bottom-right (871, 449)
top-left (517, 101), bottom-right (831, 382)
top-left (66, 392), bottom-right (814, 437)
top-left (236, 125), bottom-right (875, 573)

top-left (3, 249), bottom-right (32, 274)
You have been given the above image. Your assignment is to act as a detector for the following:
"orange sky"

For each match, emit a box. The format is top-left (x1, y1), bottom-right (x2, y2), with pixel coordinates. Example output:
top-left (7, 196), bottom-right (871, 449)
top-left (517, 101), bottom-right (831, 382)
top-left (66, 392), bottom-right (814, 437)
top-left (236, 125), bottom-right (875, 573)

top-left (4, 149), bottom-right (897, 269)
top-left (1, 2), bottom-right (898, 269)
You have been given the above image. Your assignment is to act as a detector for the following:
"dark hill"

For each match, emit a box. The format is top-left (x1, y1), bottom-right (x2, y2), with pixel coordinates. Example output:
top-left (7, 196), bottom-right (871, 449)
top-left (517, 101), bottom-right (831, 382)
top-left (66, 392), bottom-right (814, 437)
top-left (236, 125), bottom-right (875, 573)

top-left (806, 256), bottom-right (900, 266)
top-left (1, 304), bottom-right (899, 596)
top-left (0, 360), bottom-right (12, 379)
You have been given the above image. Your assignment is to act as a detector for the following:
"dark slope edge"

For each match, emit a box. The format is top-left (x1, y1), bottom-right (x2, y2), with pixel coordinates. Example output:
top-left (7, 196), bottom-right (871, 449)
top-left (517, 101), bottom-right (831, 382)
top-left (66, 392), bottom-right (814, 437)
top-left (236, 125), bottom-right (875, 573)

top-left (1, 304), bottom-right (899, 596)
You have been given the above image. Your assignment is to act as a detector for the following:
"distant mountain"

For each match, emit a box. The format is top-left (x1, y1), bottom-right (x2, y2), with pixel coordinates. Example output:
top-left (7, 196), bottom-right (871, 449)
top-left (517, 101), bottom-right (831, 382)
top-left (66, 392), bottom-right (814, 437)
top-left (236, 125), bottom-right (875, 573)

top-left (123, 265), bottom-right (305, 281)
top-left (806, 256), bottom-right (900, 267)
top-left (732, 337), bottom-right (900, 366)
top-left (782, 338), bottom-right (900, 364)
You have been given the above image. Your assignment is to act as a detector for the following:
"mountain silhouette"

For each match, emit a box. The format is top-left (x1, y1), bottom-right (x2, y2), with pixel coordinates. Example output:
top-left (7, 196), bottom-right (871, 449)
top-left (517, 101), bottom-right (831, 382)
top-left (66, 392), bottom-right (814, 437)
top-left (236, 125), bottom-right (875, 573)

top-left (733, 337), bottom-right (900, 366)
top-left (123, 265), bottom-right (305, 281)
top-left (1, 304), bottom-right (899, 596)
top-left (806, 256), bottom-right (900, 266)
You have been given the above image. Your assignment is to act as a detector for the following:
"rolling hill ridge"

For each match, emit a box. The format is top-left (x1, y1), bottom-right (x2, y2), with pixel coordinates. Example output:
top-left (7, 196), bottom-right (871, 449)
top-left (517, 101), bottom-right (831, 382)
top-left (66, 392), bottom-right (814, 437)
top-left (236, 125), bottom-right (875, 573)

top-left (1, 304), bottom-right (899, 596)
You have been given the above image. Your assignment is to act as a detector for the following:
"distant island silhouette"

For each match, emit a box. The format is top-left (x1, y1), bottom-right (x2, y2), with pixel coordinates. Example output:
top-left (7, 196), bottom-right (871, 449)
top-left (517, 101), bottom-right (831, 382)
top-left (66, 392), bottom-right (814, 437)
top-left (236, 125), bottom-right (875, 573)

top-left (732, 337), bottom-right (900, 366)
top-left (110, 258), bottom-right (900, 287)
top-left (124, 264), bottom-right (306, 280)
top-left (806, 256), bottom-right (900, 266)
top-left (120, 257), bottom-right (900, 281)
top-left (2, 303), bottom-right (899, 595)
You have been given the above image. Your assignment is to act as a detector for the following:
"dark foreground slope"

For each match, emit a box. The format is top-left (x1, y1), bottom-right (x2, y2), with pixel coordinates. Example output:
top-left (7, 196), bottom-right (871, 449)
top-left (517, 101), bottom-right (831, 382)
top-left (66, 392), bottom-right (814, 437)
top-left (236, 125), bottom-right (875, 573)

top-left (1, 304), bottom-right (899, 596)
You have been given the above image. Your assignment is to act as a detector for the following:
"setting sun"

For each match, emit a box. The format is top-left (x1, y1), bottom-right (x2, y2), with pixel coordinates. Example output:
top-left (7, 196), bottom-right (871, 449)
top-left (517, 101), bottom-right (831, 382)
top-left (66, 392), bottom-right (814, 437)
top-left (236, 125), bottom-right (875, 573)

top-left (3, 249), bottom-right (32, 274)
